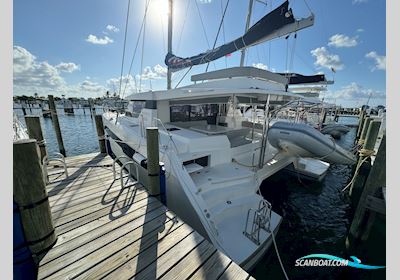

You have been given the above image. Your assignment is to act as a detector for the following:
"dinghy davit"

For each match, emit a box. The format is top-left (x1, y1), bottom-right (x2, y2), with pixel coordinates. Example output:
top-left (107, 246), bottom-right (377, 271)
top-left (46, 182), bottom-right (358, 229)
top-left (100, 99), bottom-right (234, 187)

top-left (268, 121), bottom-right (356, 165)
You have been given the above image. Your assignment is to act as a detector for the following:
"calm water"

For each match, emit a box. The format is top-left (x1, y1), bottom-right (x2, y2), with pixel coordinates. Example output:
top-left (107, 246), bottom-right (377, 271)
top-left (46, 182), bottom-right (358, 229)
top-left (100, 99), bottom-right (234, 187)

top-left (15, 107), bottom-right (101, 157)
top-left (15, 111), bottom-right (376, 279)
top-left (253, 117), bottom-right (384, 280)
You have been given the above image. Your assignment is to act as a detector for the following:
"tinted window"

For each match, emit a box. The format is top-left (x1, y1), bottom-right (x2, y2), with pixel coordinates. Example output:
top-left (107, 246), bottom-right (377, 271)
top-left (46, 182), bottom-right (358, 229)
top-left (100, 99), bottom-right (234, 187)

top-left (170, 104), bottom-right (218, 122)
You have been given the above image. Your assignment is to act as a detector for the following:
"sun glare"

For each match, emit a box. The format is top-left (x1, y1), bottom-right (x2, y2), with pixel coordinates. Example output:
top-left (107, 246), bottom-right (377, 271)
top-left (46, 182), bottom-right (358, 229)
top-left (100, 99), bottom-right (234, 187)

top-left (153, 0), bottom-right (170, 17)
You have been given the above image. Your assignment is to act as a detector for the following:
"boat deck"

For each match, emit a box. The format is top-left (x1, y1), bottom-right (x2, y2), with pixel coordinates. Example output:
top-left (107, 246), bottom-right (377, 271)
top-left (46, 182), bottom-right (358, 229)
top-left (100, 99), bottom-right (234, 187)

top-left (37, 153), bottom-right (254, 280)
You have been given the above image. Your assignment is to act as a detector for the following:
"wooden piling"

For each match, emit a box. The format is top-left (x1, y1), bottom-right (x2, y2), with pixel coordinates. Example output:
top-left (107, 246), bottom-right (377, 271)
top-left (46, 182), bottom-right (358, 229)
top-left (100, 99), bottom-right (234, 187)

top-left (363, 120), bottom-right (382, 151)
top-left (146, 127), bottom-right (160, 196)
top-left (349, 159), bottom-right (371, 207)
top-left (88, 99), bottom-right (94, 119)
top-left (358, 117), bottom-right (372, 144)
top-left (25, 116), bottom-right (47, 161)
top-left (356, 110), bottom-right (366, 139)
top-left (334, 108), bottom-right (339, 122)
top-left (95, 115), bottom-right (106, 153)
top-left (13, 139), bottom-right (57, 259)
top-left (48, 95), bottom-right (66, 156)
top-left (350, 120), bottom-right (382, 206)
top-left (347, 134), bottom-right (385, 252)
top-left (22, 104), bottom-right (27, 116)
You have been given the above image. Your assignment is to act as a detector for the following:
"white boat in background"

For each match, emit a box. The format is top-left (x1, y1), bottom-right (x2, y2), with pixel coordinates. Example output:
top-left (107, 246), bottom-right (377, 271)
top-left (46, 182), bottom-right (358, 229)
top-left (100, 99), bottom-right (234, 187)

top-left (13, 113), bottom-right (29, 141)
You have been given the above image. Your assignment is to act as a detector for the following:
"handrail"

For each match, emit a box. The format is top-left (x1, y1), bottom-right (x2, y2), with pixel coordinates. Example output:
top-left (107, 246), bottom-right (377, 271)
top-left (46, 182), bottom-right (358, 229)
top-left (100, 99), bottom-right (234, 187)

top-left (42, 153), bottom-right (69, 184)
top-left (113, 155), bottom-right (133, 180)
top-left (120, 161), bottom-right (139, 189)
top-left (113, 155), bottom-right (140, 188)
top-left (153, 118), bottom-right (179, 153)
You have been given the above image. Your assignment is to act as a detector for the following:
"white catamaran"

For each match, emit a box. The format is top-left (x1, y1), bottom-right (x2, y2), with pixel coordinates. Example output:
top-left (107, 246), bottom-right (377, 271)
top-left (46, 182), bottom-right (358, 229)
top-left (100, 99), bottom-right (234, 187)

top-left (103, 0), bottom-right (356, 270)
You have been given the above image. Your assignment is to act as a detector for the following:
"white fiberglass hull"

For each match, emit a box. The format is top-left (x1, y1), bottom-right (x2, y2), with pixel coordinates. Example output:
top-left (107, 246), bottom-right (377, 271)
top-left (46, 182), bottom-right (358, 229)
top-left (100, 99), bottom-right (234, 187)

top-left (102, 112), bottom-right (285, 269)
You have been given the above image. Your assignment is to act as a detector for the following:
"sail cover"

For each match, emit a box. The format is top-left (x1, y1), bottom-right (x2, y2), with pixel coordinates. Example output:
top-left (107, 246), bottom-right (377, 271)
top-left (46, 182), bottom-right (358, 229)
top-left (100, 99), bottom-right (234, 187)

top-left (277, 73), bottom-right (328, 84)
top-left (165, 0), bottom-right (314, 72)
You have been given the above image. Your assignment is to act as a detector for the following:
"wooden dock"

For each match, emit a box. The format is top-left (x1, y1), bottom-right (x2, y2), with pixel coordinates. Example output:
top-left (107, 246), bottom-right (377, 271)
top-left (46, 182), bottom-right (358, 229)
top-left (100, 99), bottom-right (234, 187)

top-left (37, 153), bottom-right (254, 280)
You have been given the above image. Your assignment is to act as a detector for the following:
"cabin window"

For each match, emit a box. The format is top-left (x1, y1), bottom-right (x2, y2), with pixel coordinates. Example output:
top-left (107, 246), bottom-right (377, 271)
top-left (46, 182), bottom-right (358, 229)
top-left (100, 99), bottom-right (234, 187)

top-left (170, 105), bottom-right (190, 122)
top-left (170, 104), bottom-right (218, 122)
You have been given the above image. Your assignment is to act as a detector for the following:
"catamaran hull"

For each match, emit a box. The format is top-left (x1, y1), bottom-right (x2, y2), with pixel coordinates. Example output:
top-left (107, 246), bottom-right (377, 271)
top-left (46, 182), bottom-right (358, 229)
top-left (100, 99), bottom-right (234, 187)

top-left (107, 134), bottom-right (281, 269)
top-left (103, 113), bottom-right (285, 271)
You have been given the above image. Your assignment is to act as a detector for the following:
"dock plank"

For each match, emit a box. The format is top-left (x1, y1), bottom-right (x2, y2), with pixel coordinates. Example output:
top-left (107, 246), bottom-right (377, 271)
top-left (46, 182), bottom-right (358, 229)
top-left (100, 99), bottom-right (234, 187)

top-left (37, 153), bottom-right (253, 280)
top-left (53, 200), bottom-right (164, 248)
top-left (132, 234), bottom-right (207, 280)
top-left (189, 251), bottom-right (232, 280)
top-left (218, 262), bottom-right (252, 280)
top-left (54, 192), bottom-right (153, 235)
top-left (52, 187), bottom-right (148, 226)
top-left (39, 210), bottom-right (173, 279)
top-left (75, 221), bottom-right (188, 280)
top-left (41, 207), bottom-right (169, 265)
top-left (160, 241), bottom-right (217, 280)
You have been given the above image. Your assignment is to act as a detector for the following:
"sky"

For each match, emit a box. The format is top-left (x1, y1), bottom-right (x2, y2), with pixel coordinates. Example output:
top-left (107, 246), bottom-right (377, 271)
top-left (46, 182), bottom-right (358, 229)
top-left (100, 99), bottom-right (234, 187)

top-left (13, 0), bottom-right (386, 107)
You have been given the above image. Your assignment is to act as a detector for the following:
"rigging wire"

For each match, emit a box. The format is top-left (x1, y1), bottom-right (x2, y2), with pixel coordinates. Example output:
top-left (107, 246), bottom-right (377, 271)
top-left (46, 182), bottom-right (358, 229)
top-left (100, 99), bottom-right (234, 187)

top-left (205, 0), bottom-right (230, 72)
top-left (139, 0), bottom-right (149, 93)
top-left (174, 66), bottom-right (193, 88)
top-left (267, 0), bottom-right (273, 69)
top-left (176, 0), bottom-right (191, 54)
top-left (121, 0), bottom-right (152, 98)
top-left (194, 0), bottom-right (211, 48)
top-left (303, 0), bottom-right (313, 14)
top-left (289, 33), bottom-right (297, 73)
top-left (294, 49), bottom-right (315, 73)
top-left (220, 0), bottom-right (227, 68)
top-left (160, 12), bottom-right (166, 55)
top-left (285, 35), bottom-right (290, 75)
top-left (252, 6), bottom-right (262, 66)
top-left (118, 0), bottom-right (132, 98)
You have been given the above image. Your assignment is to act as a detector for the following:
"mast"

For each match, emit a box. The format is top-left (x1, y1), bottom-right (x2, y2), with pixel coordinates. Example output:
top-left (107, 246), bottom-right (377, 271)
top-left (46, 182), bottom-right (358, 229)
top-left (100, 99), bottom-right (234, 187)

top-left (167, 0), bottom-right (173, 89)
top-left (240, 0), bottom-right (254, 67)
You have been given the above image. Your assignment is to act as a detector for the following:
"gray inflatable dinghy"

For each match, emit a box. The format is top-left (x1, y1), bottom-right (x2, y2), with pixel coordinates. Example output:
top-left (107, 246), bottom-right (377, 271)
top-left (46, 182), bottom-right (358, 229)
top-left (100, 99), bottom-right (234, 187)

top-left (268, 121), bottom-right (356, 165)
